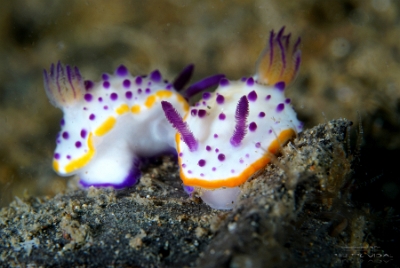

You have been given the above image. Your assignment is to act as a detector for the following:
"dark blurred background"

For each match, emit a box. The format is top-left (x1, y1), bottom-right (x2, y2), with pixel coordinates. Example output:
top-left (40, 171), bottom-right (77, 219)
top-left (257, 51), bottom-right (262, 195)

top-left (0, 0), bottom-right (399, 238)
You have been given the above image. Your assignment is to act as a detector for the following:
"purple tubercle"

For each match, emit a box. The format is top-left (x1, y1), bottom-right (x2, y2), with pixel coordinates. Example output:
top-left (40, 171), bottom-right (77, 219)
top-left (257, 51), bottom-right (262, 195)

top-left (116, 65), bottom-right (128, 76)
top-left (246, 77), bottom-right (254, 86)
top-left (230, 96), bottom-right (249, 147)
top-left (198, 109), bottom-right (206, 118)
top-left (185, 74), bottom-right (225, 99)
top-left (80, 129), bottom-right (87, 138)
top-left (62, 131), bottom-right (69, 139)
top-left (84, 93), bottom-right (93, 102)
top-left (198, 159), bottom-right (206, 167)
top-left (285, 98), bottom-right (291, 104)
top-left (54, 153), bottom-right (60, 160)
top-left (218, 154), bottom-right (225, 161)
top-left (123, 79), bottom-right (131, 88)
top-left (102, 74), bottom-right (109, 80)
top-left (248, 90), bottom-right (257, 101)
top-left (135, 76), bottom-right (142, 85)
top-left (276, 103), bottom-right (285, 112)
top-left (161, 101), bottom-right (198, 152)
top-left (173, 64), bottom-right (194, 92)
top-left (259, 112), bottom-right (265, 118)
top-left (84, 80), bottom-right (94, 91)
top-left (150, 70), bottom-right (161, 82)
top-left (103, 81), bottom-right (110, 89)
top-left (275, 81), bottom-right (286, 91)
top-left (219, 113), bottom-right (226, 120)
top-left (110, 93), bottom-right (118, 101)
top-left (191, 109), bottom-right (197, 116)
top-left (216, 95), bottom-right (225, 104)
top-left (60, 119), bottom-right (65, 126)
top-left (219, 78), bottom-right (229, 86)
top-left (206, 145), bottom-right (211, 151)
top-left (202, 92), bottom-right (211, 100)
top-left (125, 91), bottom-right (132, 99)
top-left (249, 122), bottom-right (257, 131)
top-left (89, 114), bottom-right (96, 120)
top-left (75, 141), bottom-right (82, 148)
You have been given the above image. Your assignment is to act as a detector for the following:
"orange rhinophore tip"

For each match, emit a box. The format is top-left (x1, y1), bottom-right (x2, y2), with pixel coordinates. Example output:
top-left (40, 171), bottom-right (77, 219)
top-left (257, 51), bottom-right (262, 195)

top-left (256, 27), bottom-right (301, 88)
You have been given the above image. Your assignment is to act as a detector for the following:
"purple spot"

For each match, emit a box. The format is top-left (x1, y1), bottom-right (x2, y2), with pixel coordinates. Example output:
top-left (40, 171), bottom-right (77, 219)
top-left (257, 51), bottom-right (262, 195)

top-left (62, 132), bottom-right (69, 139)
top-left (145, 88), bottom-right (151, 94)
top-left (215, 148), bottom-right (219, 153)
top-left (184, 185), bottom-right (194, 194)
top-left (84, 80), bottom-right (94, 90)
top-left (84, 93), bottom-right (93, 102)
top-left (60, 119), bottom-right (65, 126)
top-left (200, 173), bottom-right (204, 177)
top-left (212, 167), bottom-right (216, 171)
top-left (216, 95), bottom-right (225, 104)
top-left (255, 142), bottom-right (261, 148)
top-left (103, 81), bottom-right (110, 89)
top-left (83, 107), bottom-right (87, 111)
top-left (166, 84), bottom-right (172, 90)
top-left (123, 79), bottom-right (131, 88)
top-left (219, 113), bottom-right (226, 120)
top-left (98, 97), bottom-right (103, 102)
top-left (75, 141), bottom-right (82, 148)
top-left (206, 145), bottom-right (211, 151)
top-left (239, 159), bottom-right (244, 164)
top-left (138, 88), bottom-right (142, 94)
top-left (125, 91), bottom-right (132, 99)
top-left (249, 122), bottom-right (257, 131)
top-left (241, 77), bottom-right (247, 81)
top-left (102, 74), bottom-right (109, 80)
top-left (191, 109), bottom-right (197, 116)
top-left (259, 112), bottom-right (265, 118)
top-left (150, 70), bottom-right (161, 82)
top-left (276, 103), bottom-right (285, 112)
top-left (195, 102), bottom-right (200, 107)
top-left (219, 78), bottom-right (229, 86)
top-left (266, 95), bottom-right (271, 100)
top-left (214, 134), bottom-right (218, 138)
top-left (285, 98), bottom-right (291, 104)
top-left (198, 159), bottom-right (206, 167)
top-left (268, 129), bottom-right (273, 134)
top-left (116, 65), bottom-right (128, 76)
top-left (67, 155), bottom-right (71, 160)
top-left (110, 93), bottom-right (118, 101)
top-left (135, 77), bottom-right (142, 85)
top-left (56, 140), bottom-right (61, 144)
top-left (80, 129), bottom-right (87, 138)
top-left (246, 77), bottom-right (254, 86)
top-left (248, 91), bottom-right (257, 101)
top-left (188, 170), bottom-right (192, 174)
top-left (148, 81), bottom-right (152, 86)
top-left (246, 154), bottom-right (249, 158)
top-left (182, 163), bottom-right (186, 168)
top-left (54, 153), bottom-right (60, 160)
top-left (198, 109), bottom-right (206, 118)
top-left (218, 154), bottom-right (225, 161)
top-left (104, 105), bottom-right (109, 110)
top-left (202, 92), bottom-right (211, 100)
top-left (202, 101), bottom-right (206, 106)
top-left (231, 169), bottom-right (235, 173)
top-left (179, 152), bottom-right (183, 157)
top-left (89, 114), bottom-right (95, 120)
top-left (275, 81), bottom-right (286, 91)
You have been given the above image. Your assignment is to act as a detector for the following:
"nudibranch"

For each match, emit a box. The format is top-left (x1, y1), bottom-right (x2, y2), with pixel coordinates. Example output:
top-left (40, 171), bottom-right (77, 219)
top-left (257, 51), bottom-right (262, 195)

top-left (162, 27), bottom-right (303, 209)
top-left (43, 62), bottom-right (222, 188)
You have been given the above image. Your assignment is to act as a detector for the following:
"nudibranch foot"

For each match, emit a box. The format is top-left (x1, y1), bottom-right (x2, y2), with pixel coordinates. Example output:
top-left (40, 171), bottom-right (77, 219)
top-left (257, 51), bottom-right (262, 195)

top-left (200, 187), bottom-right (241, 210)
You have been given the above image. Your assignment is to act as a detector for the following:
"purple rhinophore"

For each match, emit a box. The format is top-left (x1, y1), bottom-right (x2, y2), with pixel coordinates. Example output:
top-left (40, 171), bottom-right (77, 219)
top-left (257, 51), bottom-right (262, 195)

top-left (125, 91), bottom-right (133, 99)
top-left (255, 142), bottom-right (261, 148)
top-left (276, 103), bottom-right (285, 112)
top-left (62, 131), bottom-right (69, 139)
top-left (98, 97), bottom-right (103, 102)
top-left (249, 122), bottom-right (257, 131)
top-left (191, 109), bottom-right (197, 116)
top-left (102, 73), bottom-right (109, 80)
top-left (266, 95), bottom-right (271, 100)
top-left (184, 185), bottom-right (194, 195)
top-left (84, 80), bottom-right (94, 91)
top-left (110, 93), bottom-right (118, 101)
top-left (184, 74), bottom-right (225, 99)
top-left (104, 105), bottom-right (108, 110)
top-left (216, 94), bottom-right (225, 104)
top-left (275, 81), bottom-right (286, 91)
top-left (219, 113), bottom-right (226, 120)
top-left (248, 90), bottom-right (257, 101)
top-left (218, 154), bottom-right (225, 161)
top-left (116, 65), bottom-right (128, 76)
top-left (219, 78), bottom-right (229, 86)
top-left (198, 109), bottom-right (206, 118)
top-left (285, 98), bottom-right (291, 104)
top-left (89, 114), bottom-right (95, 120)
top-left (135, 76), bottom-right (142, 85)
top-left (259, 112), bottom-right (265, 118)
top-left (202, 92), bottom-right (211, 100)
top-left (145, 88), bottom-right (151, 94)
top-left (80, 129), bottom-right (87, 138)
top-left (123, 79), bottom-right (131, 88)
top-left (103, 81), bottom-right (110, 89)
top-left (206, 145), bottom-right (211, 151)
top-left (198, 159), bottom-right (206, 167)
top-left (173, 64), bottom-right (194, 92)
top-left (161, 101), bottom-right (198, 151)
top-left (150, 70), bottom-right (161, 82)
top-left (246, 77), bottom-right (254, 86)
top-left (60, 119), bottom-right (65, 126)
top-left (75, 141), bottom-right (82, 148)
top-left (84, 93), bottom-right (93, 102)
top-left (212, 167), bottom-right (216, 171)
top-left (54, 153), bottom-right (60, 160)
top-left (230, 95), bottom-right (249, 147)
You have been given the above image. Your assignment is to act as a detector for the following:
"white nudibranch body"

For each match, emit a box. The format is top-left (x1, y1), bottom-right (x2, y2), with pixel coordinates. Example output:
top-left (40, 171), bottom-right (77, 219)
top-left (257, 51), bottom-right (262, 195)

top-left (162, 27), bottom-right (303, 209)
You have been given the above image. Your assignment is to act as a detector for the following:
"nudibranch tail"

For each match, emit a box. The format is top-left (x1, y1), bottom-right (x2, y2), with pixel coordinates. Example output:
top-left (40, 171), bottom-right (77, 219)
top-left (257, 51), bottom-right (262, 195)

top-left (43, 61), bottom-right (84, 109)
top-left (161, 101), bottom-right (198, 151)
top-left (230, 95), bottom-right (249, 147)
top-left (184, 74), bottom-right (225, 99)
top-left (256, 26), bottom-right (301, 88)
top-left (173, 64), bottom-right (194, 91)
